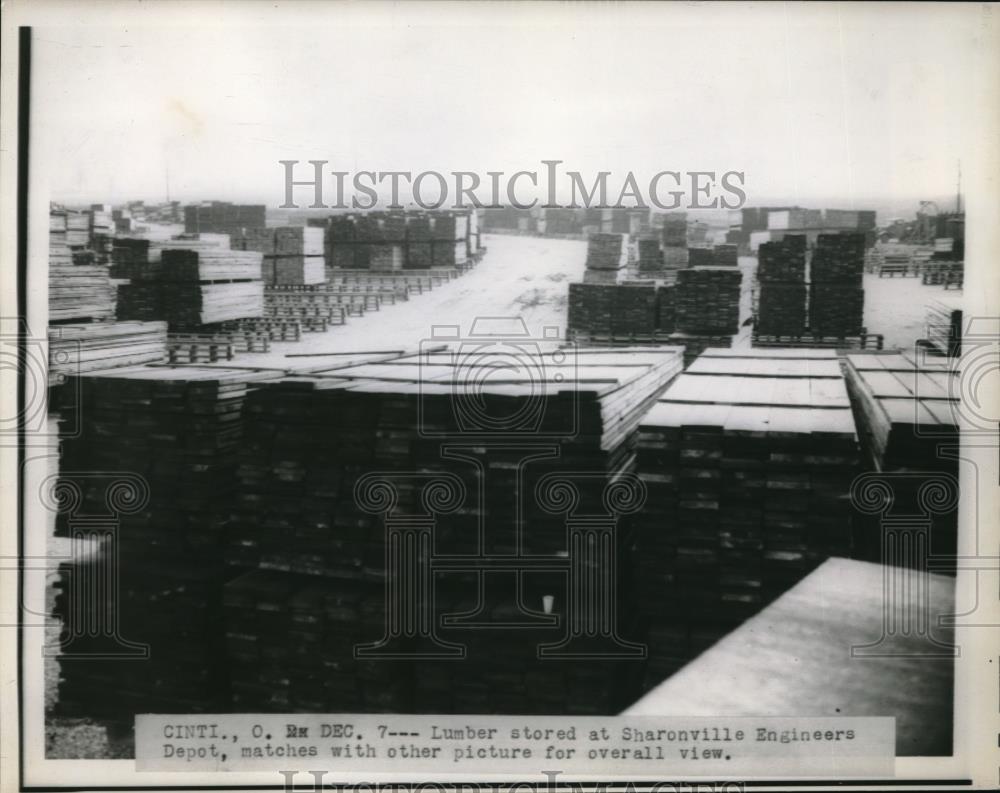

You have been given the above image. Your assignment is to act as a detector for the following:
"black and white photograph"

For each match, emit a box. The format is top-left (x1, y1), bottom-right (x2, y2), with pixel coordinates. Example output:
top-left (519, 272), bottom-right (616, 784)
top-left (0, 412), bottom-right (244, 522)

top-left (1, 1), bottom-right (998, 791)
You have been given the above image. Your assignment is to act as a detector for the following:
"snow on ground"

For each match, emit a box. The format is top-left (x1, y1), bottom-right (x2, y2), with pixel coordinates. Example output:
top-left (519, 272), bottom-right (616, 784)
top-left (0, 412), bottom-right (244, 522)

top-left (228, 233), bottom-right (588, 370)
top-left (862, 272), bottom-right (962, 351)
top-left (209, 233), bottom-right (957, 373)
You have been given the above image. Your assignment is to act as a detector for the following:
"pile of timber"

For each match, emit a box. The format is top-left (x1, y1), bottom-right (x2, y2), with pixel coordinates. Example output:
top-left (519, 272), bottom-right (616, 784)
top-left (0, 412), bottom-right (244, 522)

top-left (755, 235), bottom-right (807, 336)
top-left (809, 233), bottom-right (865, 336)
top-left (49, 245), bottom-right (116, 322)
top-left (567, 282), bottom-right (659, 338)
top-left (51, 365), bottom-right (281, 724)
top-left (116, 248), bottom-right (264, 329)
top-left (47, 321), bottom-right (168, 385)
top-left (184, 202), bottom-right (267, 236)
top-left (674, 267), bottom-right (742, 334)
top-left (224, 346), bottom-right (684, 713)
top-left (660, 212), bottom-right (687, 248)
top-left (713, 244), bottom-right (739, 267)
top-left (314, 210), bottom-right (477, 273)
top-left (234, 226), bottom-right (327, 286)
top-left (582, 233), bottom-right (628, 284)
top-left (843, 352), bottom-right (960, 571)
top-left (637, 237), bottom-right (664, 272)
top-left (687, 247), bottom-right (715, 268)
top-left (632, 348), bottom-right (859, 690)
top-left (924, 301), bottom-right (962, 357)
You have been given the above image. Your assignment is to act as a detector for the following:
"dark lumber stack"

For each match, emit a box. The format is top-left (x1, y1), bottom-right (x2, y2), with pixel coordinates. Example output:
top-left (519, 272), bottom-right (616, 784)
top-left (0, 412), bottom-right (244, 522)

top-left (843, 352), bottom-right (959, 570)
top-left (316, 210), bottom-right (477, 274)
top-left (808, 232), bottom-right (865, 336)
top-left (236, 226), bottom-right (326, 286)
top-left (756, 234), bottom-right (807, 336)
top-left (674, 267), bottom-right (742, 334)
top-left (184, 202), bottom-right (267, 236)
top-left (687, 247), bottom-right (715, 268)
top-left (637, 237), bottom-right (664, 272)
top-left (631, 348), bottom-right (858, 690)
top-left (567, 283), bottom-right (660, 338)
top-left (116, 248), bottom-right (264, 329)
top-left (51, 365), bottom-right (281, 724)
top-left (224, 347), bottom-right (684, 713)
top-left (47, 321), bottom-right (168, 385)
top-left (713, 244), bottom-right (739, 267)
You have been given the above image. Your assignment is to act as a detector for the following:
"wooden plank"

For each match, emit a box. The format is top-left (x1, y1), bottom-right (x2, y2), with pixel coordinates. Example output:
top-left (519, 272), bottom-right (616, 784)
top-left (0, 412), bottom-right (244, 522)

top-left (624, 558), bottom-right (954, 757)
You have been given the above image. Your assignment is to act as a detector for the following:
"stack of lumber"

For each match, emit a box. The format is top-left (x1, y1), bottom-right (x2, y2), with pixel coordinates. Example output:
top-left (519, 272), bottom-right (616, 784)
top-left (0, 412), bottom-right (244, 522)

top-left (567, 283), bottom-right (659, 338)
top-left (687, 247), bottom-right (715, 268)
top-left (235, 226), bottom-right (326, 286)
top-left (52, 365), bottom-right (281, 723)
top-left (843, 351), bottom-right (959, 570)
top-left (637, 237), bottom-right (664, 272)
top-left (661, 212), bottom-right (687, 248)
top-left (584, 232), bottom-right (628, 274)
top-left (47, 321), bottom-right (168, 385)
top-left (756, 235), bottom-right (807, 336)
top-left (223, 347), bottom-right (684, 713)
top-left (116, 248), bottom-right (264, 329)
top-left (925, 301), bottom-right (962, 357)
top-left (184, 202), bottom-right (266, 236)
top-left (65, 211), bottom-right (91, 247)
top-left (369, 244), bottom-right (404, 272)
top-left (49, 209), bottom-right (68, 246)
top-left (224, 569), bottom-right (409, 712)
top-left (318, 210), bottom-right (475, 273)
top-left (674, 267), bottom-right (742, 334)
top-left (713, 244), bottom-right (739, 267)
top-left (809, 233), bottom-right (865, 336)
top-left (49, 246), bottom-right (116, 322)
top-left (632, 348), bottom-right (858, 689)
top-left (657, 285), bottom-right (676, 333)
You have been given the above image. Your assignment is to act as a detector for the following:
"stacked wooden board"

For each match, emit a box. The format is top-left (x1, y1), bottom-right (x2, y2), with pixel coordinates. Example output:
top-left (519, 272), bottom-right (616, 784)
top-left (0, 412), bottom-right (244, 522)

top-left (184, 202), bottom-right (266, 236)
top-left (625, 557), bottom-right (954, 757)
top-left (315, 210), bottom-right (477, 273)
top-left (52, 365), bottom-right (282, 724)
top-left (713, 244), bottom-right (739, 267)
top-left (809, 232), bottom-right (865, 336)
top-left (755, 235), bottom-right (807, 336)
top-left (843, 351), bottom-right (959, 569)
top-left (660, 212), bottom-right (687, 248)
top-left (687, 247), bottom-right (715, 268)
top-left (116, 247), bottom-right (264, 329)
top-left (637, 237), bottom-right (664, 272)
top-left (585, 233), bottom-right (628, 271)
top-left (631, 348), bottom-right (859, 690)
top-left (674, 267), bottom-right (742, 334)
top-left (567, 283), bottom-right (661, 338)
top-left (925, 300), bottom-right (962, 357)
top-left (47, 321), bottom-right (168, 385)
top-left (235, 226), bottom-right (327, 286)
top-left (49, 246), bottom-right (116, 322)
top-left (223, 347), bottom-right (684, 713)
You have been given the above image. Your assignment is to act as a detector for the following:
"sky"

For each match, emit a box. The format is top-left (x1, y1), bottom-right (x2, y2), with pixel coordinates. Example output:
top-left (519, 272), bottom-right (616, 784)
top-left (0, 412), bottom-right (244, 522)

top-left (30, 2), bottom-right (987, 215)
